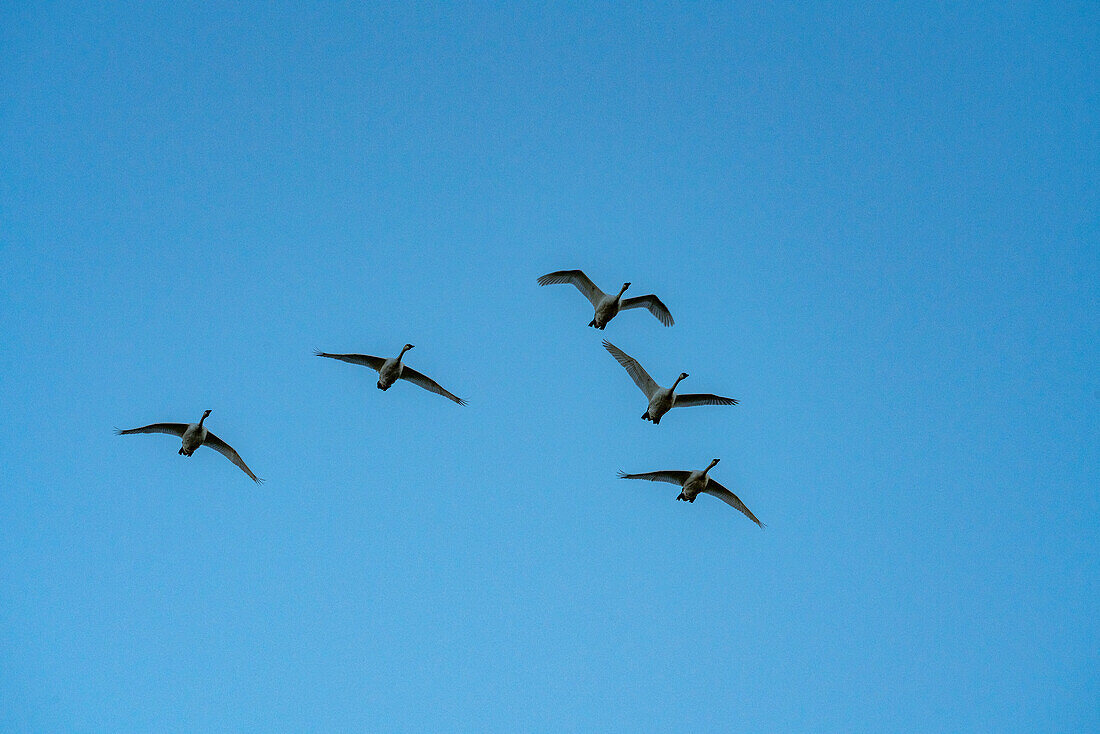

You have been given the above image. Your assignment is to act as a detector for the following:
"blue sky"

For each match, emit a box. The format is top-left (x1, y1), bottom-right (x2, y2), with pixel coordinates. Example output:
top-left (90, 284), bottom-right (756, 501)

top-left (2, 2), bottom-right (1097, 731)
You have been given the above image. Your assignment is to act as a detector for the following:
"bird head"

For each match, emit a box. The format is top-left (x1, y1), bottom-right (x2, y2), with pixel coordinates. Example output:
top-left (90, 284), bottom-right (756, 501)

top-left (403, 343), bottom-right (415, 352)
top-left (203, 409), bottom-right (212, 418)
top-left (679, 372), bottom-right (690, 381)
top-left (621, 282), bottom-right (631, 292)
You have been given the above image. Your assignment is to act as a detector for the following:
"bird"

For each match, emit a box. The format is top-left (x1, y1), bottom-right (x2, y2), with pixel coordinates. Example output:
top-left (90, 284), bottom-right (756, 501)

top-left (602, 340), bottom-right (737, 424)
top-left (537, 269), bottom-right (673, 329)
top-left (619, 459), bottom-right (764, 527)
top-left (315, 344), bottom-right (467, 405)
top-left (115, 410), bottom-right (263, 483)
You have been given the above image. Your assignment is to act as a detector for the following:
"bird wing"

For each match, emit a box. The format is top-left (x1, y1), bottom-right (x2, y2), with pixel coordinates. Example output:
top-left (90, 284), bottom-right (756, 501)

top-left (617, 470), bottom-right (691, 486)
top-left (115, 423), bottom-right (189, 437)
top-left (537, 269), bottom-right (606, 308)
top-left (399, 366), bottom-right (468, 405)
top-left (602, 340), bottom-right (659, 398)
top-left (620, 294), bottom-right (674, 326)
top-left (674, 393), bottom-right (739, 407)
top-left (314, 351), bottom-right (386, 372)
top-left (203, 431), bottom-right (264, 483)
top-left (703, 479), bottom-right (764, 527)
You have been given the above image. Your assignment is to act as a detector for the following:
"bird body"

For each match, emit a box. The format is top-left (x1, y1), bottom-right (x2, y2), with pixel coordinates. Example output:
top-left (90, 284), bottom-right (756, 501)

top-left (591, 283), bottom-right (631, 329)
top-left (644, 377), bottom-right (685, 425)
top-left (618, 459), bottom-right (764, 527)
top-left (678, 463), bottom-right (716, 503)
top-left (537, 270), bottom-right (673, 329)
top-left (377, 343), bottom-right (413, 390)
top-left (315, 344), bottom-right (467, 405)
top-left (602, 340), bottom-right (737, 424)
top-left (115, 410), bottom-right (262, 483)
top-left (179, 414), bottom-right (209, 455)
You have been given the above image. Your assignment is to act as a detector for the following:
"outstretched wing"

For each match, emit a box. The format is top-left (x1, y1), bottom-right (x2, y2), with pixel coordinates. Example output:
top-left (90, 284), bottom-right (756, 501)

top-left (617, 470), bottom-right (691, 486)
top-left (602, 340), bottom-right (659, 398)
top-left (115, 423), bottom-right (189, 438)
top-left (704, 479), bottom-right (764, 527)
top-left (203, 431), bottom-right (264, 483)
top-left (674, 393), bottom-right (739, 407)
top-left (620, 294), bottom-right (674, 326)
top-left (537, 269), bottom-right (606, 308)
top-left (315, 351), bottom-right (386, 372)
top-left (400, 366), bottom-right (468, 405)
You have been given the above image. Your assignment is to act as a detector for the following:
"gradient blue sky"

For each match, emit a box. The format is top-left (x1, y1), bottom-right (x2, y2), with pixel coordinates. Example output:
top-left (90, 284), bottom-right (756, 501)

top-left (2, 2), bottom-right (1097, 731)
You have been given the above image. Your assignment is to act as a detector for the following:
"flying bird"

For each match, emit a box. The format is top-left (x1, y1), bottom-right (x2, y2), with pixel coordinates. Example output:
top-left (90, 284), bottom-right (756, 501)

top-left (537, 269), bottom-right (673, 329)
top-left (619, 459), bottom-right (764, 527)
top-left (315, 344), bottom-right (467, 405)
top-left (115, 410), bottom-right (263, 483)
top-left (602, 340), bottom-right (737, 424)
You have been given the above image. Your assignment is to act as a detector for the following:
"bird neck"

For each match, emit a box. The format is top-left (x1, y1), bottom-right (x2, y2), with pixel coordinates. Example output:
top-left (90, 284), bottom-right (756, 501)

top-left (198, 413), bottom-right (208, 428)
top-left (672, 375), bottom-right (687, 388)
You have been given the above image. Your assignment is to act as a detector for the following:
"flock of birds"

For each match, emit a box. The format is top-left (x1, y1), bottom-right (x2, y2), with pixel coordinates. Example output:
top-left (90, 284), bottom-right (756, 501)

top-left (116, 268), bottom-right (764, 528)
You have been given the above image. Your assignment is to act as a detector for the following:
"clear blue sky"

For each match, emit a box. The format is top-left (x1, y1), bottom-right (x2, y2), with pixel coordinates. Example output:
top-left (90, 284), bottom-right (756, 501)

top-left (2, 2), bottom-right (1097, 731)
